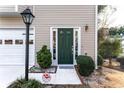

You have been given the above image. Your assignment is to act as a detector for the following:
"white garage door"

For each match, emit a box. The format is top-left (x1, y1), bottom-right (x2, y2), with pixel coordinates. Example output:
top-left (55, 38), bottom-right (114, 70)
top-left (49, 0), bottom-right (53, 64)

top-left (0, 28), bottom-right (35, 65)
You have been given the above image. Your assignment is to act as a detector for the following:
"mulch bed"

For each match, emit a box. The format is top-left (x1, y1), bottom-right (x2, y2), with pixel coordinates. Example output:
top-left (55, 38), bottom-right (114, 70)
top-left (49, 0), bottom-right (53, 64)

top-left (74, 65), bottom-right (84, 84)
top-left (74, 65), bottom-right (110, 88)
top-left (74, 65), bottom-right (91, 87)
top-left (44, 84), bottom-right (87, 88)
top-left (103, 65), bottom-right (124, 72)
top-left (29, 66), bottom-right (57, 74)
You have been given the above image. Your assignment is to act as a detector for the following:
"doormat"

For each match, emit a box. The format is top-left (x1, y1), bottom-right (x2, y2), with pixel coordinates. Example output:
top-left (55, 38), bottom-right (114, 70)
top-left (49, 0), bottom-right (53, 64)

top-left (59, 66), bottom-right (74, 69)
top-left (29, 66), bottom-right (57, 74)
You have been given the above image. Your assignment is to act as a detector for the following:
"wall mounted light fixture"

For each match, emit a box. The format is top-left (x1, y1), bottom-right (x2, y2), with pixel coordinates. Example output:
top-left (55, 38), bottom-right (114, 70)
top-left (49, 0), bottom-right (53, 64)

top-left (85, 24), bottom-right (89, 32)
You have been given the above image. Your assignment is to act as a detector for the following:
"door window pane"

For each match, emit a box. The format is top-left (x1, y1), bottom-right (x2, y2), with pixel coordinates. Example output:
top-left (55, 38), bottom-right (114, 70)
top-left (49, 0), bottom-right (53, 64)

top-left (5, 40), bottom-right (13, 44)
top-left (0, 40), bottom-right (2, 44)
top-left (15, 40), bottom-right (23, 44)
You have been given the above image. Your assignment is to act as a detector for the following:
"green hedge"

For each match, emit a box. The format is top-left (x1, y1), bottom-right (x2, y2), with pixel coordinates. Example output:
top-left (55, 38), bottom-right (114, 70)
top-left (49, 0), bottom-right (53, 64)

top-left (97, 55), bottom-right (104, 66)
top-left (76, 55), bottom-right (95, 76)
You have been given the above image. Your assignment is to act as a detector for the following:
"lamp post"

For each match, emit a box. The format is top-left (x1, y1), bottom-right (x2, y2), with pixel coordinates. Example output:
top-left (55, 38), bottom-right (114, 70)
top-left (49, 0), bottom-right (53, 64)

top-left (20, 8), bottom-right (35, 81)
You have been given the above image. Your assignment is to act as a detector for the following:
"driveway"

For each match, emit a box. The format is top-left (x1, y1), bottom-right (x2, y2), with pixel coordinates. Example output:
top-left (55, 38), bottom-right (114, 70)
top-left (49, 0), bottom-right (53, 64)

top-left (0, 65), bottom-right (25, 87)
top-left (0, 65), bottom-right (81, 88)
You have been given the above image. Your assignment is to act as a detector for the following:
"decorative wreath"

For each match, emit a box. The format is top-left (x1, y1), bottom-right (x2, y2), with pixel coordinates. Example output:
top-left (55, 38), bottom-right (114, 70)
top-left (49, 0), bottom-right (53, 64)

top-left (42, 72), bottom-right (51, 83)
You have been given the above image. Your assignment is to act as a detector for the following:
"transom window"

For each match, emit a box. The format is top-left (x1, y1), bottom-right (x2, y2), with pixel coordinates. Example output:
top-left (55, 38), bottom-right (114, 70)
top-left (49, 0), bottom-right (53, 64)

top-left (29, 40), bottom-right (33, 44)
top-left (25, 40), bottom-right (34, 44)
top-left (15, 40), bottom-right (23, 45)
top-left (5, 40), bottom-right (13, 44)
top-left (0, 40), bottom-right (2, 44)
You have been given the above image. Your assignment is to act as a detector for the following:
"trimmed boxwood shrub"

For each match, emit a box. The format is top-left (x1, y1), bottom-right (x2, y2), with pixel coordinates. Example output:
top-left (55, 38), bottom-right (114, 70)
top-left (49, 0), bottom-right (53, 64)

top-left (37, 45), bottom-right (52, 69)
top-left (76, 55), bottom-right (95, 76)
top-left (97, 55), bottom-right (104, 66)
top-left (8, 78), bottom-right (45, 88)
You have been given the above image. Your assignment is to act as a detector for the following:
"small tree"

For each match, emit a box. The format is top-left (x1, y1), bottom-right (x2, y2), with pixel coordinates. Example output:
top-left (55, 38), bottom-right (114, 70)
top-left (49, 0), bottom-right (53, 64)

top-left (37, 45), bottom-right (52, 69)
top-left (99, 38), bottom-right (122, 66)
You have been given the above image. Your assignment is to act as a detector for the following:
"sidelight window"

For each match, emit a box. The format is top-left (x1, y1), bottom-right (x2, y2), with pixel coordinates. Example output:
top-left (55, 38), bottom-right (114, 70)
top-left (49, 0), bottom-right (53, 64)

top-left (53, 31), bottom-right (56, 60)
top-left (75, 31), bottom-right (78, 58)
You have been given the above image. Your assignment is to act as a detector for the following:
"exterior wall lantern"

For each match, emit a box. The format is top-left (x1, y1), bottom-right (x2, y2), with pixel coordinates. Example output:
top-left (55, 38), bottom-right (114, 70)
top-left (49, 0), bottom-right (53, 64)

top-left (85, 24), bottom-right (89, 32)
top-left (20, 8), bottom-right (35, 81)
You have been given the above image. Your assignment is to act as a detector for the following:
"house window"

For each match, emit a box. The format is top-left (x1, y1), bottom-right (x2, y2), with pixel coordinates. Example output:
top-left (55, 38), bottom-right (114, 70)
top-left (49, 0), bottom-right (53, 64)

top-left (75, 31), bottom-right (78, 58)
top-left (5, 40), bottom-right (13, 44)
top-left (53, 31), bottom-right (56, 59)
top-left (15, 40), bottom-right (23, 45)
top-left (0, 40), bottom-right (2, 44)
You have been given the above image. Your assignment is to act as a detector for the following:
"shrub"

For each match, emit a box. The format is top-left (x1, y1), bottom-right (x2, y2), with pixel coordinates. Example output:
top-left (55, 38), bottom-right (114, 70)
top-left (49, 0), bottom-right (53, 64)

top-left (8, 78), bottom-right (45, 88)
top-left (99, 38), bottom-right (122, 66)
top-left (117, 56), bottom-right (124, 62)
top-left (117, 56), bottom-right (124, 69)
top-left (37, 45), bottom-right (52, 68)
top-left (76, 55), bottom-right (95, 76)
top-left (97, 55), bottom-right (104, 66)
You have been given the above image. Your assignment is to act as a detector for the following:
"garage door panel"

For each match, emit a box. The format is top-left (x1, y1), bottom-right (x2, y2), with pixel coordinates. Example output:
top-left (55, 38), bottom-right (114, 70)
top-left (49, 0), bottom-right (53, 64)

top-left (0, 28), bottom-right (35, 65)
top-left (0, 47), bottom-right (34, 54)
top-left (0, 55), bottom-right (34, 65)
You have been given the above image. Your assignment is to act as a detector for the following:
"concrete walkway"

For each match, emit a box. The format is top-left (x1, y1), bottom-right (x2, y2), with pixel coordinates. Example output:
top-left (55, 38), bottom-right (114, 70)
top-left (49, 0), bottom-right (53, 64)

top-left (0, 66), bottom-right (81, 88)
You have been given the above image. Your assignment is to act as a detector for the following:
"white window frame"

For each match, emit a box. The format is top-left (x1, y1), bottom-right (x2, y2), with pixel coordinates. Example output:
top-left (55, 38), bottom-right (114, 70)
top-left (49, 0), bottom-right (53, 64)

top-left (50, 26), bottom-right (81, 65)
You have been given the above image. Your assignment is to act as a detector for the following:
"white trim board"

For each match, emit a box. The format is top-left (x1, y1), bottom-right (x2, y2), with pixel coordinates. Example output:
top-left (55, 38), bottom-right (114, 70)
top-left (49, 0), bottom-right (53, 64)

top-left (95, 5), bottom-right (98, 69)
top-left (50, 26), bottom-right (81, 65)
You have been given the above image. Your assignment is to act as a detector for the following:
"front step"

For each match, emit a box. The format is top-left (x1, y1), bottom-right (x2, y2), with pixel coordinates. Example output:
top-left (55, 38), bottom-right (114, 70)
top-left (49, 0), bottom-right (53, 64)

top-left (58, 66), bottom-right (74, 69)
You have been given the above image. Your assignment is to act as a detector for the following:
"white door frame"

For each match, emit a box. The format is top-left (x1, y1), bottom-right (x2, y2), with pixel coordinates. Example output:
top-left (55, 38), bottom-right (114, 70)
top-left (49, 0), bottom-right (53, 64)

top-left (50, 26), bottom-right (81, 65)
top-left (0, 27), bottom-right (35, 66)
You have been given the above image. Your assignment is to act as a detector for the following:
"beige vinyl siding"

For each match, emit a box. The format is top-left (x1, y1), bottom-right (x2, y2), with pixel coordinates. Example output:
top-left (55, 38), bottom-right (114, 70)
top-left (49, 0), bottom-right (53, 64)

top-left (34, 5), bottom-right (95, 60)
top-left (0, 17), bottom-right (24, 27)
top-left (0, 5), bottom-right (96, 61)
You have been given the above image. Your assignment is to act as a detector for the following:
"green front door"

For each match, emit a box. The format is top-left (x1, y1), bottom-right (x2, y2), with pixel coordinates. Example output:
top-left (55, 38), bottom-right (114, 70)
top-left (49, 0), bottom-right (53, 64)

top-left (58, 28), bottom-right (73, 64)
